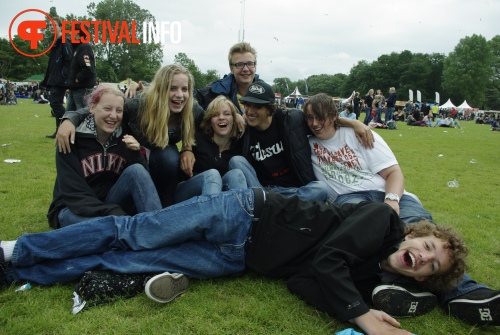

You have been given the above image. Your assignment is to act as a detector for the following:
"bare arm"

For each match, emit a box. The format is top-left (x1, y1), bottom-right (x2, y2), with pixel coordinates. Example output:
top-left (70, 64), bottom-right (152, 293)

top-left (378, 164), bottom-right (404, 214)
top-left (179, 145), bottom-right (195, 178)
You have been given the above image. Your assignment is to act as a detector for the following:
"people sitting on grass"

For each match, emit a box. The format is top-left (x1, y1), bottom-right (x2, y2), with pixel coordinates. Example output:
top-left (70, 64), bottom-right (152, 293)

top-left (5, 92), bottom-right (17, 105)
top-left (339, 104), bottom-right (356, 119)
top-left (47, 84), bottom-right (162, 228)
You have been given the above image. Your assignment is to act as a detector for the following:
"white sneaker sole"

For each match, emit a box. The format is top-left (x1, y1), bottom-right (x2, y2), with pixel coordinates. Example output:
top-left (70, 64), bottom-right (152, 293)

top-left (145, 272), bottom-right (189, 304)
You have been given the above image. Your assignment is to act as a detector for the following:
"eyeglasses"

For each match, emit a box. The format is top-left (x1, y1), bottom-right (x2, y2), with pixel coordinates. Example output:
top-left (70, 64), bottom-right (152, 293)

top-left (231, 62), bottom-right (256, 69)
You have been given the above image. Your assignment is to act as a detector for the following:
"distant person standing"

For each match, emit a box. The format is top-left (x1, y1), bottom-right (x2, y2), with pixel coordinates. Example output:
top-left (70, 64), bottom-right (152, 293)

top-left (385, 87), bottom-right (397, 122)
top-left (66, 24), bottom-right (97, 111)
top-left (363, 89), bottom-right (374, 125)
top-left (40, 17), bottom-right (72, 138)
top-left (353, 92), bottom-right (361, 119)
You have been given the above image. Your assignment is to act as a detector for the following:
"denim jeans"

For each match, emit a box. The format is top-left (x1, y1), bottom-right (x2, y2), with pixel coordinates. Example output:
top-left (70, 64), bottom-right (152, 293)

top-left (67, 88), bottom-right (90, 111)
top-left (58, 164), bottom-right (162, 227)
top-left (8, 189), bottom-right (256, 285)
top-left (148, 144), bottom-right (180, 205)
top-left (334, 190), bottom-right (488, 303)
top-left (174, 169), bottom-right (247, 203)
top-left (228, 156), bottom-right (333, 202)
top-left (376, 108), bottom-right (383, 123)
top-left (385, 107), bottom-right (395, 122)
top-left (363, 106), bottom-right (372, 125)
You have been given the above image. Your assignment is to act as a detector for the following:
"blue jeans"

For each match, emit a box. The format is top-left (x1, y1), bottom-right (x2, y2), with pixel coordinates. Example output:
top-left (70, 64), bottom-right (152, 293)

top-left (8, 189), bottom-right (257, 285)
top-left (228, 156), bottom-right (333, 203)
top-left (363, 106), bottom-right (372, 125)
top-left (174, 169), bottom-right (247, 203)
top-left (58, 164), bottom-right (162, 227)
top-left (148, 144), bottom-right (180, 205)
top-left (67, 88), bottom-right (90, 111)
top-left (376, 108), bottom-right (383, 123)
top-left (335, 190), bottom-right (488, 304)
top-left (385, 107), bottom-right (395, 122)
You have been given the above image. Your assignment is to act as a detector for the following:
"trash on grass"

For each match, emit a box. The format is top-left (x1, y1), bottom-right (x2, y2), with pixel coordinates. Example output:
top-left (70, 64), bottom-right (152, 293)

top-left (447, 180), bottom-right (459, 188)
top-left (438, 154), bottom-right (443, 157)
top-left (1, 143), bottom-right (11, 147)
top-left (3, 159), bottom-right (21, 163)
top-left (15, 283), bottom-right (31, 292)
top-left (470, 159), bottom-right (477, 163)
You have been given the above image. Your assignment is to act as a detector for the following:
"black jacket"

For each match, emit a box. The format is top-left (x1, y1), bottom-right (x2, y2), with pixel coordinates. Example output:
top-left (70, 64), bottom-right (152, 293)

top-left (241, 108), bottom-right (317, 186)
top-left (67, 42), bottom-right (96, 89)
top-left (183, 132), bottom-right (242, 180)
top-left (40, 36), bottom-right (72, 88)
top-left (47, 115), bottom-right (148, 228)
top-left (246, 194), bottom-right (405, 322)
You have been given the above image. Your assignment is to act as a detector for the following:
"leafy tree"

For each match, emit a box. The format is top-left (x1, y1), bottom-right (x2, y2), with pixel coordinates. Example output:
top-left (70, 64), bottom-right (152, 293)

top-left (86, 0), bottom-right (163, 82)
top-left (443, 34), bottom-right (493, 108)
top-left (173, 52), bottom-right (219, 89)
top-left (486, 35), bottom-right (500, 109)
top-left (0, 37), bottom-right (47, 81)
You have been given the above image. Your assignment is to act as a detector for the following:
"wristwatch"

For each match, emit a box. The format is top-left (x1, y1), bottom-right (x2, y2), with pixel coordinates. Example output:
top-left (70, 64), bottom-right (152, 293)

top-left (384, 193), bottom-right (400, 203)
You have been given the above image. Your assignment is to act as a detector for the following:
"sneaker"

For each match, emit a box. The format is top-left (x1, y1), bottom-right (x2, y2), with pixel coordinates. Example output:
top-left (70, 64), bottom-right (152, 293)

top-left (145, 272), bottom-right (189, 304)
top-left (448, 289), bottom-right (500, 326)
top-left (46, 133), bottom-right (56, 139)
top-left (372, 285), bottom-right (437, 317)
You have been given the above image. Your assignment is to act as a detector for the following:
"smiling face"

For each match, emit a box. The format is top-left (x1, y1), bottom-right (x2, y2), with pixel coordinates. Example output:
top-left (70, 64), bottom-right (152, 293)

top-left (90, 92), bottom-right (124, 143)
top-left (243, 102), bottom-right (272, 131)
top-left (305, 105), bottom-right (336, 140)
top-left (169, 73), bottom-right (190, 114)
top-left (211, 102), bottom-right (234, 138)
top-left (230, 52), bottom-right (256, 88)
top-left (382, 235), bottom-right (453, 281)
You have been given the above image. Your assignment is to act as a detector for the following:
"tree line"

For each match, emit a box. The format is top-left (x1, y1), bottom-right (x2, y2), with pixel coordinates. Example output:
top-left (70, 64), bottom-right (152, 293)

top-left (2, 0), bottom-right (499, 109)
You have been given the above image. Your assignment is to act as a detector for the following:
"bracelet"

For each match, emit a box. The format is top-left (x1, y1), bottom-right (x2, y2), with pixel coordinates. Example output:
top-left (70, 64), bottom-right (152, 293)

top-left (179, 149), bottom-right (193, 155)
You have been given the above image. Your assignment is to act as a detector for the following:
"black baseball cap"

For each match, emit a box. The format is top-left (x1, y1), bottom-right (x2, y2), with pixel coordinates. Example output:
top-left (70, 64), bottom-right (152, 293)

top-left (239, 81), bottom-right (275, 105)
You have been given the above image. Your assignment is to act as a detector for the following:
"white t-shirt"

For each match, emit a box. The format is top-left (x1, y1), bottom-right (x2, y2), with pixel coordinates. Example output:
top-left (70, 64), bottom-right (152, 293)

top-left (309, 128), bottom-right (399, 197)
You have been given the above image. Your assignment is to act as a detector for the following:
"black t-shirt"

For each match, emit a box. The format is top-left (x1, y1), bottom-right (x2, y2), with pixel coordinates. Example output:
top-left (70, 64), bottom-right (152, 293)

top-left (248, 118), bottom-right (301, 187)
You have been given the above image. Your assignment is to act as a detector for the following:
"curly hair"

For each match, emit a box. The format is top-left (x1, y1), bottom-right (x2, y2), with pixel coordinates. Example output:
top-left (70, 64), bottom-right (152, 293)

top-left (303, 93), bottom-right (341, 130)
top-left (405, 221), bottom-right (469, 292)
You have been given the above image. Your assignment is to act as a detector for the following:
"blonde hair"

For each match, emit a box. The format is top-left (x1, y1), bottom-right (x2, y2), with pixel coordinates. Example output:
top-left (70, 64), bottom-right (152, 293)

top-left (201, 95), bottom-right (239, 139)
top-left (228, 42), bottom-right (257, 65)
top-left (87, 84), bottom-right (125, 107)
top-left (139, 64), bottom-right (195, 149)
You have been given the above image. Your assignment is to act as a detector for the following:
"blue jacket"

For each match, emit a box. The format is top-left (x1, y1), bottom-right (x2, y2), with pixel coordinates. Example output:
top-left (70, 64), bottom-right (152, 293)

top-left (194, 73), bottom-right (262, 114)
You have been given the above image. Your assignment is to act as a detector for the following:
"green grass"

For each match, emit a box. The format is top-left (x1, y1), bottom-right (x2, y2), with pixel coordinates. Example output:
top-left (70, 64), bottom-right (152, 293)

top-left (0, 100), bottom-right (499, 334)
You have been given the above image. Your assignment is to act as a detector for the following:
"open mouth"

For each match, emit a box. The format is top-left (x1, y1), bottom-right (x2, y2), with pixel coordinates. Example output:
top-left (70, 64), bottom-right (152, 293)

top-left (217, 122), bottom-right (228, 128)
top-left (171, 100), bottom-right (184, 108)
top-left (402, 251), bottom-right (416, 268)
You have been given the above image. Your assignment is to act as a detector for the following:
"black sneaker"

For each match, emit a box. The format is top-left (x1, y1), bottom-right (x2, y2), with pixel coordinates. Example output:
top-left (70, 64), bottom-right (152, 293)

top-left (372, 285), bottom-right (437, 317)
top-left (145, 272), bottom-right (189, 303)
top-left (448, 289), bottom-right (500, 326)
top-left (46, 133), bottom-right (56, 139)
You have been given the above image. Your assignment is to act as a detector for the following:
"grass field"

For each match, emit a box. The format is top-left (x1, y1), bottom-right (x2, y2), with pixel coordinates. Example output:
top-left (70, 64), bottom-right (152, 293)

top-left (0, 99), bottom-right (499, 334)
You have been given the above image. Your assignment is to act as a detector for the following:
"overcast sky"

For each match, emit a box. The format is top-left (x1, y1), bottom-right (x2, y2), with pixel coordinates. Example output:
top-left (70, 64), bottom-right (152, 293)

top-left (2, 0), bottom-right (499, 85)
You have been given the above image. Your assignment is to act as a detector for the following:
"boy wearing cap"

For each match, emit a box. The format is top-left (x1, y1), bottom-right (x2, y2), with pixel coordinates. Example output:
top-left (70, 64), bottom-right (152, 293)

top-left (228, 82), bottom-right (330, 202)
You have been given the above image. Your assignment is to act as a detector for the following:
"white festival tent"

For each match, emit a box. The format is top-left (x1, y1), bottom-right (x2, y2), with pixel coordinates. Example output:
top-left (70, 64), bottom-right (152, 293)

top-left (439, 99), bottom-right (456, 109)
top-left (457, 100), bottom-right (473, 110)
top-left (288, 86), bottom-right (302, 97)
